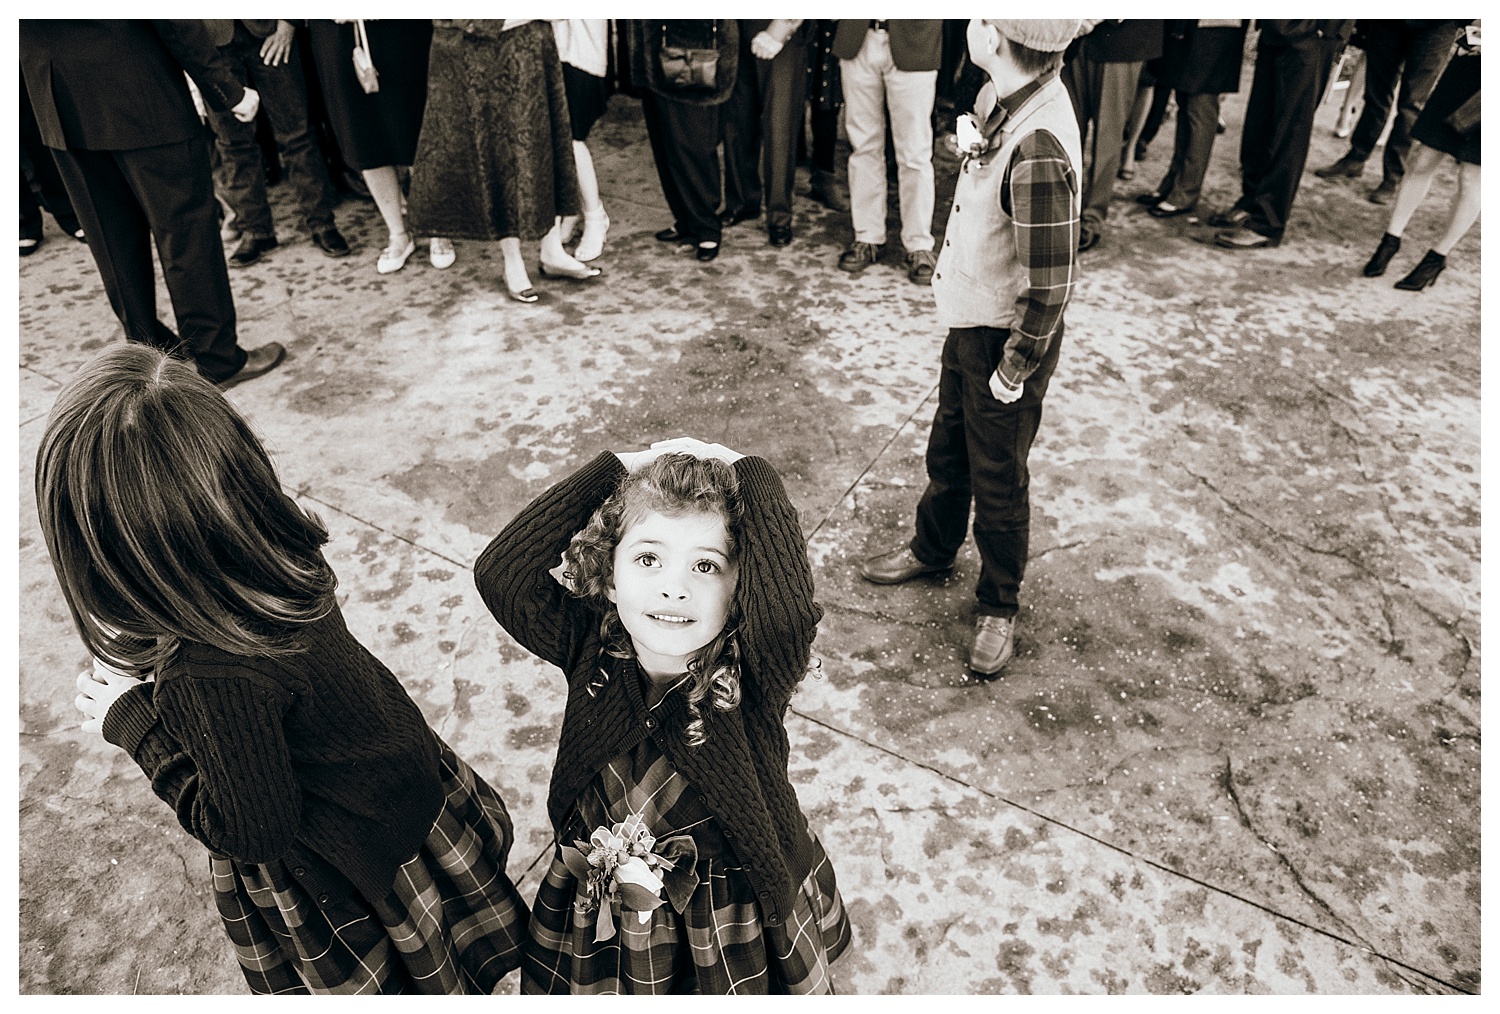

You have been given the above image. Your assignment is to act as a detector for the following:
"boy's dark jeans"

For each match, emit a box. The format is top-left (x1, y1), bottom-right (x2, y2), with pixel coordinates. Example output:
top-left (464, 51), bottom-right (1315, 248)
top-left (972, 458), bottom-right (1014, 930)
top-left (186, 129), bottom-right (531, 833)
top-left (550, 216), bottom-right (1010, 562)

top-left (910, 324), bottom-right (1064, 619)
top-left (208, 22), bottom-right (337, 240)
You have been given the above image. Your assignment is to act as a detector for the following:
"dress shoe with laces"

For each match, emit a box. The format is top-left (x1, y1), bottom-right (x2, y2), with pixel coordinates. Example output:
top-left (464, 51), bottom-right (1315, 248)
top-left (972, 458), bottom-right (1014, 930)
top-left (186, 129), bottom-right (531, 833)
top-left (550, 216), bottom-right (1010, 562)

top-left (768, 224), bottom-right (792, 247)
top-left (839, 241), bottom-right (882, 273)
top-left (857, 546), bottom-right (952, 585)
top-left (970, 615), bottom-right (1015, 676)
top-left (1314, 153), bottom-right (1366, 179)
top-left (1205, 207), bottom-right (1250, 229)
top-left (230, 235), bottom-right (278, 267)
top-left (906, 248), bottom-right (936, 285)
top-left (1214, 226), bottom-right (1279, 250)
top-left (1363, 232), bottom-right (1401, 276)
top-left (655, 226), bottom-right (692, 244)
top-left (216, 342), bottom-right (285, 390)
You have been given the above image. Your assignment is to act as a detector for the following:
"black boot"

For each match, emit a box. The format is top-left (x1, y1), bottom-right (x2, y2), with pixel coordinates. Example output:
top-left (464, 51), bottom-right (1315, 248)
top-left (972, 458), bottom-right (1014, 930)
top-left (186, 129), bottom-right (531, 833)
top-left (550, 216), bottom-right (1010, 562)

top-left (1394, 250), bottom-right (1446, 291)
top-left (1363, 233), bottom-right (1401, 277)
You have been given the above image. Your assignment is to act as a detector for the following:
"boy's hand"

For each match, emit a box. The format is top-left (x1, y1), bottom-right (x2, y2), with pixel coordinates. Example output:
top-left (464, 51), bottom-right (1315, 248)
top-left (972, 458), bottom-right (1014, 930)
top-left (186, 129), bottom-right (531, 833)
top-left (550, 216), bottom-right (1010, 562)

top-left (260, 20), bottom-right (296, 66)
top-left (750, 31), bottom-right (784, 60)
top-left (988, 369), bottom-right (1023, 404)
top-left (75, 666), bottom-right (145, 736)
top-left (231, 87), bottom-right (261, 123)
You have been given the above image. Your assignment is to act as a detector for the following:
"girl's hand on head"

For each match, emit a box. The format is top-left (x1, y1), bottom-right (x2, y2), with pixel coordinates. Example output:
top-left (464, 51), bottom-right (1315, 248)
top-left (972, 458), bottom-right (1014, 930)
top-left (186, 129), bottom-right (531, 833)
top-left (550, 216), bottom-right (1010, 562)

top-left (75, 667), bottom-right (145, 736)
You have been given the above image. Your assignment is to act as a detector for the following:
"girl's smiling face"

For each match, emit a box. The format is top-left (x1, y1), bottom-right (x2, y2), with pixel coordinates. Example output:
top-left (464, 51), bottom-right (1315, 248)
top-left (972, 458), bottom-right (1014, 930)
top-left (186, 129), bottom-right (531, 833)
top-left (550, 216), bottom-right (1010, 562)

top-left (607, 508), bottom-right (739, 678)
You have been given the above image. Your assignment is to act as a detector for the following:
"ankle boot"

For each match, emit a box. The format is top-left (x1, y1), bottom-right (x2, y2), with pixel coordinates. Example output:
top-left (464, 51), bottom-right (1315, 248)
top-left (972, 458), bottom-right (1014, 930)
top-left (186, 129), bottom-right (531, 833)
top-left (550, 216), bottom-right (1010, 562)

top-left (1363, 233), bottom-right (1401, 277)
top-left (1394, 250), bottom-right (1446, 291)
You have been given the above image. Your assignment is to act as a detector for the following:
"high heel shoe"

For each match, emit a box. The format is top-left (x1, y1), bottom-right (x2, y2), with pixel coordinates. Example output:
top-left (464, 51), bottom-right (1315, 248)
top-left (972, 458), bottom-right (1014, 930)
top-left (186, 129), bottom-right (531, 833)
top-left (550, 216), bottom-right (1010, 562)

top-left (1363, 233), bottom-right (1401, 277)
top-left (538, 260), bottom-right (601, 280)
top-left (1393, 250), bottom-right (1445, 291)
top-left (574, 208), bottom-right (610, 262)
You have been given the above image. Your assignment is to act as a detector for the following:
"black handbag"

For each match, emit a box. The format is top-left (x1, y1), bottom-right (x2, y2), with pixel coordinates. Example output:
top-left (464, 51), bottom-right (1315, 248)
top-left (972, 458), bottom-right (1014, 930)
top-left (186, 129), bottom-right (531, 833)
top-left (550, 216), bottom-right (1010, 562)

top-left (657, 21), bottom-right (718, 91)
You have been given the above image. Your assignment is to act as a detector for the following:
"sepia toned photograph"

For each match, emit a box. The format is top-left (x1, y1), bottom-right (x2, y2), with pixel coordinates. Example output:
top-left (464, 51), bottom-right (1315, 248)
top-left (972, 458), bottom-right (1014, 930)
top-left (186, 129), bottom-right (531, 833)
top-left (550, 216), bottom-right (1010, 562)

top-left (16, 17), bottom-right (1479, 994)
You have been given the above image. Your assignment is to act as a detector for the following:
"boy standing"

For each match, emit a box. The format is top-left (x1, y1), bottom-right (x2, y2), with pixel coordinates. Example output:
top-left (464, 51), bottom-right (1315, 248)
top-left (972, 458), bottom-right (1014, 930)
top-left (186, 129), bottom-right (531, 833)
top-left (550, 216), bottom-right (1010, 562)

top-left (859, 19), bottom-right (1083, 677)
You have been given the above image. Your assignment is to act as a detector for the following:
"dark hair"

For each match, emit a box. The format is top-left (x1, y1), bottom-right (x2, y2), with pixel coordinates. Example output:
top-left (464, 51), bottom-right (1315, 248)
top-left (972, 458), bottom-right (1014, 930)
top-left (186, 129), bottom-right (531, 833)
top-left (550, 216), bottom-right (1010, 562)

top-left (563, 453), bottom-right (743, 745)
top-left (35, 343), bottom-right (336, 676)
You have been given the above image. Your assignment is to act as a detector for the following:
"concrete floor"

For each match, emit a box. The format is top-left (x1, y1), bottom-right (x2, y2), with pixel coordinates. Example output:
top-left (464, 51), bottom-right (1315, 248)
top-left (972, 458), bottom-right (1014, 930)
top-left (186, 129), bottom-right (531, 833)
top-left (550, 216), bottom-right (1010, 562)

top-left (17, 84), bottom-right (1479, 994)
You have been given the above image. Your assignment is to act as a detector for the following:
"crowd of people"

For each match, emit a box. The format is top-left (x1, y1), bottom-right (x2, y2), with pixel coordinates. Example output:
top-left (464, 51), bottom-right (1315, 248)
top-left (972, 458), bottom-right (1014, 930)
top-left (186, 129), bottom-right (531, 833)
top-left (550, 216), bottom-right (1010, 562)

top-left (20, 19), bottom-right (1481, 386)
top-left (19, 18), bottom-right (1481, 996)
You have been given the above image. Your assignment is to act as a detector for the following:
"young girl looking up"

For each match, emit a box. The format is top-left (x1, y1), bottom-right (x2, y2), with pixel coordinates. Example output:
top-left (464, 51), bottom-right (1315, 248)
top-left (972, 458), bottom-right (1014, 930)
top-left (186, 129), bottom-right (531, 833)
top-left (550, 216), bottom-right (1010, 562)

top-left (476, 437), bottom-right (852, 993)
top-left (37, 344), bottom-right (527, 995)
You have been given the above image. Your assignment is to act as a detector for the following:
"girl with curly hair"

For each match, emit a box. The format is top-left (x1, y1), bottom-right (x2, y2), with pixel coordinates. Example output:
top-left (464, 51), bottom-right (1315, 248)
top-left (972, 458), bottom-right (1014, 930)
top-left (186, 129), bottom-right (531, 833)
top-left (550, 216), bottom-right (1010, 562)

top-left (38, 344), bottom-right (528, 994)
top-left (475, 436), bottom-right (851, 993)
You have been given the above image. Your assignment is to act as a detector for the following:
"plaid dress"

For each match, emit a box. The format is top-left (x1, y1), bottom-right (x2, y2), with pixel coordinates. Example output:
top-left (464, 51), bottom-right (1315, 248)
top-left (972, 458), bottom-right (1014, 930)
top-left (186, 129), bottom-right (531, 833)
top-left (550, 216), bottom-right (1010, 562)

top-left (211, 738), bottom-right (528, 994)
top-left (522, 735), bottom-right (852, 994)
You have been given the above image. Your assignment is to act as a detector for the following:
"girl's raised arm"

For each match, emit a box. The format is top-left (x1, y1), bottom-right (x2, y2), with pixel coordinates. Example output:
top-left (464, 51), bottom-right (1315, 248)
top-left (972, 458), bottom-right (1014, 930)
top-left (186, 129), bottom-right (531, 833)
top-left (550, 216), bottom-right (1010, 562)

top-left (730, 456), bottom-right (823, 704)
top-left (474, 451), bottom-right (627, 671)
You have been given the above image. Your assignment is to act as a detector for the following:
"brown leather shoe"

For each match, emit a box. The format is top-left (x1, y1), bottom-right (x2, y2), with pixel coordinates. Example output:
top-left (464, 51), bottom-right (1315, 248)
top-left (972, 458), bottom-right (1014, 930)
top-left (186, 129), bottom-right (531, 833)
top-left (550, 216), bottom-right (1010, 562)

top-left (857, 546), bottom-right (952, 585)
top-left (970, 614), bottom-right (1015, 676)
top-left (216, 342), bottom-right (286, 391)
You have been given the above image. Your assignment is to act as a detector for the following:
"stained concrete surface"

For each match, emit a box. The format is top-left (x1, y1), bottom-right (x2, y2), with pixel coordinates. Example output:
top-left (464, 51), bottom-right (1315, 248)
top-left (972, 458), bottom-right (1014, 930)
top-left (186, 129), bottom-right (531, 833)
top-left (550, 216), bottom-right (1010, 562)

top-left (17, 82), bottom-right (1478, 994)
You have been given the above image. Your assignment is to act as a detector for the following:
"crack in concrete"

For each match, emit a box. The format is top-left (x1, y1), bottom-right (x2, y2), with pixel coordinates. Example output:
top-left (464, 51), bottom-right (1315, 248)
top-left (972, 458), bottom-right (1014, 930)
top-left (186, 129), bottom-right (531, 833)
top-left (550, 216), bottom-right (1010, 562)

top-left (866, 805), bottom-right (897, 881)
top-left (820, 600), bottom-right (946, 630)
top-left (1182, 466), bottom-right (1404, 654)
top-left (1216, 755), bottom-right (1421, 991)
top-left (1031, 540), bottom-right (1086, 560)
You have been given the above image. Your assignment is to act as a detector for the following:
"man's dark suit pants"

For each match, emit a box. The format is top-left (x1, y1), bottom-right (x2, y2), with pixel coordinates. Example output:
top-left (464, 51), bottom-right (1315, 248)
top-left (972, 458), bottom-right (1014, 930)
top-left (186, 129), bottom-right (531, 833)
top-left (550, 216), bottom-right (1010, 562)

top-left (911, 324), bottom-right (1064, 619)
top-left (51, 133), bottom-right (246, 381)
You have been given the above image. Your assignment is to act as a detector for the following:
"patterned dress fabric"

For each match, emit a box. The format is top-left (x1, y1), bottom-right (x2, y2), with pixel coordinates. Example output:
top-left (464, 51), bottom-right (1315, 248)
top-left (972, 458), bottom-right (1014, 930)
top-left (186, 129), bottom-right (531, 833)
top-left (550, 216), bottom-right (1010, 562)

top-left (407, 20), bottom-right (581, 241)
top-left (522, 719), bottom-right (851, 994)
top-left (212, 739), bottom-right (528, 994)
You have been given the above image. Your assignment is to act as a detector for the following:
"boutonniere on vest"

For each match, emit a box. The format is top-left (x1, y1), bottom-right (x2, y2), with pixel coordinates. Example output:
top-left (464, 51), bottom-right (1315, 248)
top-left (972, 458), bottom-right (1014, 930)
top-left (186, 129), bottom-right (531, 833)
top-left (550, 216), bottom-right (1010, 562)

top-left (955, 112), bottom-right (986, 163)
top-left (560, 811), bottom-right (700, 941)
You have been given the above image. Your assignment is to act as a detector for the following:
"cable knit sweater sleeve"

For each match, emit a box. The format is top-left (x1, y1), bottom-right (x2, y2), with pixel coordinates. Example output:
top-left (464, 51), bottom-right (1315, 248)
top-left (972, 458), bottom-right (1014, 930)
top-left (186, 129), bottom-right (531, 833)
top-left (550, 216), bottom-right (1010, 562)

top-left (101, 662), bottom-right (302, 864)
top-left (474, 451), bottom-right (628, 671)
top-left (732, 456), bottom-right (823, 705)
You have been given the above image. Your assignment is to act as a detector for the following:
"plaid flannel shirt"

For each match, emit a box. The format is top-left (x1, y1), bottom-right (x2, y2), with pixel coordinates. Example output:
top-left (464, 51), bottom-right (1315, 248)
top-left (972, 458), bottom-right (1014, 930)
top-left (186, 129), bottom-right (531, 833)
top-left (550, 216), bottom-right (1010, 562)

top-left (981, 77), bottom-right (1079, 391)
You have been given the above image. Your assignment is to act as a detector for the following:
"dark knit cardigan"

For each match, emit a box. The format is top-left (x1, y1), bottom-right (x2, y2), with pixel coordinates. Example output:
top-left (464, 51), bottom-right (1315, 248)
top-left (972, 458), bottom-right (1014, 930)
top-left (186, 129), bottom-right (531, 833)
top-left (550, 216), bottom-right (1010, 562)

top-left (475, 452), bottom-right (822, 927)
top-left (101, 605), bottom-right (444, 907)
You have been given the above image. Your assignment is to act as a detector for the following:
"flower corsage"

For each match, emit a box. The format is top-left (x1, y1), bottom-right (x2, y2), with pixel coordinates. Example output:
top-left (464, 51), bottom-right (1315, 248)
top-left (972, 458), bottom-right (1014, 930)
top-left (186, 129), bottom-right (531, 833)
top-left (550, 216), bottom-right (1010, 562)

top-left (560, 812), bottom-right (699, 942)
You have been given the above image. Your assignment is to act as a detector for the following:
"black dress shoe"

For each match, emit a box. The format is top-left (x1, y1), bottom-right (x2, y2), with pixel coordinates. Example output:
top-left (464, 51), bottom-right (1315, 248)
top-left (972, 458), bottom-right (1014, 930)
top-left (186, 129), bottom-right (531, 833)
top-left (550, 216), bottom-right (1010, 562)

top-left (1314, 153), bottom-right (1365, 179)
top-left (719, 205), bottom-right (761, 227)
top-left (1394, 250), bottom-right (1446, 291)
top-left (768, 224), bottom-right (792, 247)
top-left (858, 546), bottom-right (953, 585)
top-left (312, 226), bottom-right (350, 258)
top-left (1134, 190), bottom-right (1164, 206)
top-left (230, 235), bottom-right (278, 267)
top-left (216, 342), bottom-right (286, 390)
top-left (1147, 200), bottom-right (1195, 218)
top-left (1206, 207), bottom-right (1250, 229)
top-left (695, 241), bottom-right (720, 262)
top-left (1363, 233), bottom-right (1401, 277)
top-left (1077, 224), bottom-right (1102, 252)
top-left (655, 226), bottom-right (691, 243)
top-left (19, 237), bottom-right (40, 256)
